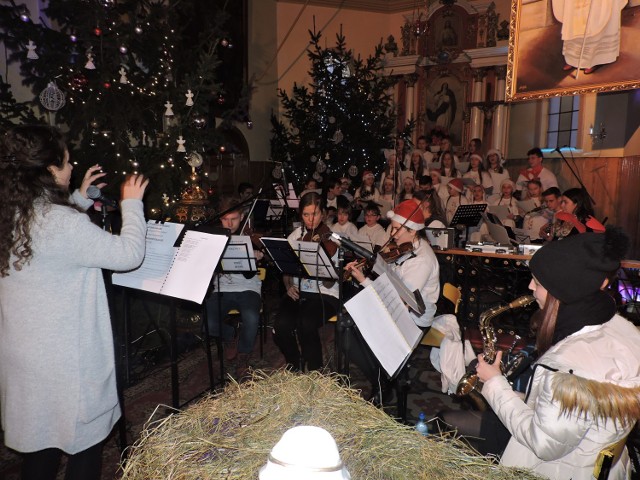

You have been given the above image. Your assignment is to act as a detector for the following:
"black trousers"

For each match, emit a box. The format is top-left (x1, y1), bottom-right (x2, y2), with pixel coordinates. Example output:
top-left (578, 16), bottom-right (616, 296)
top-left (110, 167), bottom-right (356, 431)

top-left (273, 292), bottom-right (339, 371)
top-left (21, 441), bottom-right (103, 480)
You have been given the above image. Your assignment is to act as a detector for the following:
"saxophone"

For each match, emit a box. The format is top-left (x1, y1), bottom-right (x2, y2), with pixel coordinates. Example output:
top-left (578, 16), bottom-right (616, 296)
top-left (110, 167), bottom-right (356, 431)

top-left (456, 295), bottom-right (536, 401)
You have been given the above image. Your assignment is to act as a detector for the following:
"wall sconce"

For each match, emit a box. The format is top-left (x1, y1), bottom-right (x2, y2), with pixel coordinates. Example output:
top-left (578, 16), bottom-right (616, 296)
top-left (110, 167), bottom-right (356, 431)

top-left (589, 123), bottom-right (606, 142)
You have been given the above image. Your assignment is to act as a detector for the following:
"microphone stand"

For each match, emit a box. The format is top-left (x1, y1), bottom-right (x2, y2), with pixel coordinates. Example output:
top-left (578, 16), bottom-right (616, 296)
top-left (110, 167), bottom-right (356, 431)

top-left (335, 245), bottom-right (354, 376)
top-left (554, 147), bottom-right (596, 206)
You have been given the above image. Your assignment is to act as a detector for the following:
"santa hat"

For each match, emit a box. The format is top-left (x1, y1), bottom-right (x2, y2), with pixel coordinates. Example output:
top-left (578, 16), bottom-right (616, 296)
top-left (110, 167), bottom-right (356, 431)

top-left (447, 178), bottom-right (464, 193)
top-left (386, 200), bottom-right (425, 230)
top-left (469, 153), bottom-right (483, 163)
top-left (500, 178), bottom-right (515, 190)
top-left (486, 149), bottom-right (505, 165)
top-left (362, 170), bottom-right (374, 180)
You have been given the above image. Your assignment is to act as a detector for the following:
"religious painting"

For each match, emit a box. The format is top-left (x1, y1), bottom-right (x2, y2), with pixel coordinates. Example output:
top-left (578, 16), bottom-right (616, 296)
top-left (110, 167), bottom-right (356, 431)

top-left (424, 74), bottom-right (467, 146)
top-left (506, 0), bottom-right (640, 101)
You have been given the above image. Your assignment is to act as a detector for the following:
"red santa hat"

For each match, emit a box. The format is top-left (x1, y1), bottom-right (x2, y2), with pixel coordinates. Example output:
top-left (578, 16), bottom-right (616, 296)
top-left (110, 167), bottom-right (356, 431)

top-left (362, 170), bottom-right (375, 180)
top-left (386, 200), bottom-right (425, 230)
top-left (447, 178), bottom-right (464, 193)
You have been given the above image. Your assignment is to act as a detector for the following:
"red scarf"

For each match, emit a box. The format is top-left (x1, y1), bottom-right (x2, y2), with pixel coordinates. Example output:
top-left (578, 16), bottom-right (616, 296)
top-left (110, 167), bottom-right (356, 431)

top-left (519, 164), bottom-right (543, 181)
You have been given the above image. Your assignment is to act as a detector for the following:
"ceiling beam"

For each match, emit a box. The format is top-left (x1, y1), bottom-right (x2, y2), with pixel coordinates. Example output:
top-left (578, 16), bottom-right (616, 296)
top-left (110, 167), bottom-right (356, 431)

top-left (276, 0), bottom-right (418, 14)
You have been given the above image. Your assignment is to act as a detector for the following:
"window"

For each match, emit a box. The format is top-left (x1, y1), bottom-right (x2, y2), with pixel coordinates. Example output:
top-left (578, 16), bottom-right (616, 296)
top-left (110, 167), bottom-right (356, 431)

top-left (547, 96), bottom-right (579, 149)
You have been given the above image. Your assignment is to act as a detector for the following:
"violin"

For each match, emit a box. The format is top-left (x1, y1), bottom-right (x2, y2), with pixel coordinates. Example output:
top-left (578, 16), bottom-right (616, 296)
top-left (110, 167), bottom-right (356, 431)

top-left (344, 240), bottom-right (415, 282)
top-left (299, 222), bottom-right (338, 288)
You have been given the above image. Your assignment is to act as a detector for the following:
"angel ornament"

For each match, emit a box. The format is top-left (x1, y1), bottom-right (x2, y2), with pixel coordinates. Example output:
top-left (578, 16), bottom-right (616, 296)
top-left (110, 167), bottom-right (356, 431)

top-left (164, 101), bottom-right (174, 117)
top-left (176, 135), bottom-right (186, 153)
top-left (119, 67), bottom-right (128, 84)
top-left (185, 89), bottom-right (194, 107)
top-left (26, 40), bottom-right (39, 60)
top-left (85, 52), bottom-right (96, 70)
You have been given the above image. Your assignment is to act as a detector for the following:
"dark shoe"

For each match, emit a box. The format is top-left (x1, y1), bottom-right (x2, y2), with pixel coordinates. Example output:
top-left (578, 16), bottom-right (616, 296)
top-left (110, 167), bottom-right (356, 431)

top-left (223, 339), bottom-right (238, 361)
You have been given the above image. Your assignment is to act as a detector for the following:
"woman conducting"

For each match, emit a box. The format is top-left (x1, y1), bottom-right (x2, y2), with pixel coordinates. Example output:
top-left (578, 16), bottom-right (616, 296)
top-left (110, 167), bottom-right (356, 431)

top-left (477, 228), bottom-right (640, 479)
top-left (0, 125), bottom-right (149, 479)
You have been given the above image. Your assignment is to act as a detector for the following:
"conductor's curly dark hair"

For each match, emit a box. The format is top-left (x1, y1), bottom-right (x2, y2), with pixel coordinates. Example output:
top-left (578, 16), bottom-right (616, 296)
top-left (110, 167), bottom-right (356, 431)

top-left (0, 125), bottom-right (70, 277)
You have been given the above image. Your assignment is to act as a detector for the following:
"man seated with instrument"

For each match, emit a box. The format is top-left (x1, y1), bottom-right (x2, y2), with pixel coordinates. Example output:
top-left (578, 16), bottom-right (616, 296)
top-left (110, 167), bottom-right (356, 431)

top-left (205, 196), bottom-right (263, 378)
top-left (345, 201), bottom-right (440, 398)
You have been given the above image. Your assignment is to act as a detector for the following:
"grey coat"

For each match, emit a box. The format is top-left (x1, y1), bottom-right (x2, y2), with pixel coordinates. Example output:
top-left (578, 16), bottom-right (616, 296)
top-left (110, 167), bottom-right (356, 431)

top-left (0, 193), bottom-right (146, 453)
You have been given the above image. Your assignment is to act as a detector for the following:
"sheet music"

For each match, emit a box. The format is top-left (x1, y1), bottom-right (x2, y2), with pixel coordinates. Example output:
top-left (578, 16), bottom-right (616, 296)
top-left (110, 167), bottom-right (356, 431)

top-left (517, 198), bottom-right (538, 213)
top-left (289, 240), bottom-right (338, 280)
top-left (345, 273), bottom-right (422, 377)
top-left (488, 204), bottom-right (511, 222)
top-left (221, 235), bottom-right (256, 272)
top-left (372, 256), bottom-right (425, 315)
top-left (112, 221), bottom-right (228, 304)
top-left (161, 231), bottom-right (228, 303)
top-left (112, 221), bottom-right (184, 293)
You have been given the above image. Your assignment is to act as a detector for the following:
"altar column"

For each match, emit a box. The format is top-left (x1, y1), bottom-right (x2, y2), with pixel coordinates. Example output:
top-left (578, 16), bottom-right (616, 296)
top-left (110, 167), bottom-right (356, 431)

top-left (491, 66), bottom-right (508, 153)
top-left (404, 74), bottom-right (418, 123)
top-left (470, 68), bottom-right (487, 140)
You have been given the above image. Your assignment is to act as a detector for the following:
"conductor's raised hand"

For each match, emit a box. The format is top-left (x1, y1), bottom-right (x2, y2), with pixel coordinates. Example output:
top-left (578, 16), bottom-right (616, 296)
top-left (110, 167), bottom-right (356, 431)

top-left (79, 164), bottom-right (108, 199)
top-left (121, 174), bottom-right (149, 201)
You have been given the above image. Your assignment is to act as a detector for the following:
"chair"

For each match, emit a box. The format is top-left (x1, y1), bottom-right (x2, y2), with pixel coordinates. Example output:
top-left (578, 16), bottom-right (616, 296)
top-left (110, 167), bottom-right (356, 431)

top-left (421, 283), bottom-right (462, 347)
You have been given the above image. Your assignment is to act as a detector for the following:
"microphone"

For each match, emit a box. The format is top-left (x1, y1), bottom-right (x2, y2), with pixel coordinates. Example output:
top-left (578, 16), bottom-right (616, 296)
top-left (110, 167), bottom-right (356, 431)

top-left (86, 185), bottom-right (118, 208)
top-left (329, 232), bottom-right (375, 261)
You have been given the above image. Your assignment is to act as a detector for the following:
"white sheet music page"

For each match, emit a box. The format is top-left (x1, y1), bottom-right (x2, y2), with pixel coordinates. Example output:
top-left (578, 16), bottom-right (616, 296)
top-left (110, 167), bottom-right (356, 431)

top-left (221, 235), bottom-right (256, 272)
top-left (289, 240), bottom-right (338, 281)
top-left (345, 273), bottom-right (422, 377)
top-left (160, 230), bottom-right (228, 303)
top-left (112, 221), bottom-right (184, 293)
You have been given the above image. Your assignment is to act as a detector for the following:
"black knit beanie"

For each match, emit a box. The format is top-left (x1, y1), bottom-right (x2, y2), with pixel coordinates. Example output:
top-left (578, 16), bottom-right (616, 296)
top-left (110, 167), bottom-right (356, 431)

top-left (529, 227), bottom-right (629, 304)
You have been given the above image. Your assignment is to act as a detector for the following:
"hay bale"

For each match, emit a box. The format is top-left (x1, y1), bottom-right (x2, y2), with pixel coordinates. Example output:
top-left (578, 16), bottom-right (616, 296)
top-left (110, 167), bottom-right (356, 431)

top-left (121, 370), bottom-right (543, 479)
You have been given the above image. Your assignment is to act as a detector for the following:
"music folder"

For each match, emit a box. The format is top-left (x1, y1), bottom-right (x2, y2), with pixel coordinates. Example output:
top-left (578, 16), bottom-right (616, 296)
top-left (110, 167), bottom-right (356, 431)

top-left (345, 273), bottom-right (423, 378)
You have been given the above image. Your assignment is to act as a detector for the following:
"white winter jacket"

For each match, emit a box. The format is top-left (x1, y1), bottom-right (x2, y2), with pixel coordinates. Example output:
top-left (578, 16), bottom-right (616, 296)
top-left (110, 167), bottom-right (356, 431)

top-left (482, 314), bottom-right (640, 480)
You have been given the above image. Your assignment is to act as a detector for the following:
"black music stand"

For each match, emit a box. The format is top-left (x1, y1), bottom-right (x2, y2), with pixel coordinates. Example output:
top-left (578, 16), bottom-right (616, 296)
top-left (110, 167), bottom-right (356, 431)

top-left (210, 237), bottom-right (259, 382)
top-left (449, 203), bottom-right (487, 248)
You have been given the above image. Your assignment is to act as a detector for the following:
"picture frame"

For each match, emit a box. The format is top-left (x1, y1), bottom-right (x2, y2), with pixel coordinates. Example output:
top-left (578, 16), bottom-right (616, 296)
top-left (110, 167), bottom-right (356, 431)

top-left (506, 0), bottom-right (640, 102)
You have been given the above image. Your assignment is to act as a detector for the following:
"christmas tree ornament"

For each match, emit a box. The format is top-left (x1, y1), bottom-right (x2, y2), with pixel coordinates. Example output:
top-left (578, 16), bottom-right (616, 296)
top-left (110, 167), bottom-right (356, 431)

top-left (69, 33), bottom-right (77, 42)
top-left (216, 94), bottom-right (225, 105)
top-left (164, 101), bottom-right (174, 116)
top-left (134, 25), bottom-right (143, 34)
top-left (310, 155), bottom-right (318, 163)
top-left (246, 120), bottom-right (253, 129)
top-left (85, 52), bottom-right (96, 70)
top-left (176, 135), bottom-right (186, 152)
top-left (39, 82), bottom-right (66, 111)
top-left (71, 74), bottom-right (88, 89)
top-left (19, 9), bottom-right (30, 22)
top-left (272, 166), bottom-right (282, 179)
top-left (291, 127), bottom-right (299, 136)
top-left (90, 119), bottom-right (99, 129)
top-left (332, 129), bottom-right (344, 144)
top-left (187, 151), bottom-right (203, 170)
top-left (308, 140), bottom-right (315, 148)
top-left (119, 67), bottom-right (128, 84)
top-left (312, 172), bottom-right (322, 181)
top-left (348, 165), bottom-right (359, 177)
top-left (328, 116), bottom-right (336, 124)
top-left (185, 89), bottom-right (194, 106)
top-left (219, 145), bottom-right (226, 152)
top-left (220, 38), bottom-right (229, 48)
top-left (26, 40), bottom-right (39, 60)
top-left (94, 27), bottom-right (102, 36)
top-left (316, 159), bottom-right (327, 173)
top-left (190, 114), bottom-right (206, 129)
top-left (103, 82), bottom-right (111, 89)
top-left (119, 45), bottom-right (128, 54)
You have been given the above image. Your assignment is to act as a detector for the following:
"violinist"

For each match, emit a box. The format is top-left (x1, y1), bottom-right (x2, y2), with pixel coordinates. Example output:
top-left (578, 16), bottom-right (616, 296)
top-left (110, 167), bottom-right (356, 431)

top-left (205, 196), bottom-right (263, 378)
top-left (273, 192), bottom-right (340, 372)
top-left (345, 201), bottom-right (441, 396)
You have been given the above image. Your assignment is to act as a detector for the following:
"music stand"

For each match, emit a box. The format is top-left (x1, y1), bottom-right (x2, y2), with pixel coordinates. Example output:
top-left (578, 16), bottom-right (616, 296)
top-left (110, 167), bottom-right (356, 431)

top-left (212, 237), bottom-right (259, 381)
top-left (449, 203), bottom-right (487, 248)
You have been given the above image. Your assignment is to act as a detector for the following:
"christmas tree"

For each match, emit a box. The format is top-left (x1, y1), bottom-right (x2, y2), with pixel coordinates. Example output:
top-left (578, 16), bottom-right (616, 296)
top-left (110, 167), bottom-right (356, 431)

top-left (0, 0), bottom-right (249, 217)
top-left (271, 29), bottom-right (403, 189)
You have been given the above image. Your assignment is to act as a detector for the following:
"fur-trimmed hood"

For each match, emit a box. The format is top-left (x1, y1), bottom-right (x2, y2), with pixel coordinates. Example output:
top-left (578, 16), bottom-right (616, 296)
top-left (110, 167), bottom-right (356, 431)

top-left (551, 372), bottom-right (640, 426)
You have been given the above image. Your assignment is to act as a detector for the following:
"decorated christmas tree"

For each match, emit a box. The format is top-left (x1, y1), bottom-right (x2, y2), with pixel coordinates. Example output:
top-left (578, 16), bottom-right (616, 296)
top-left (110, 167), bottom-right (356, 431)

top-left (0, 0), bottom-right (249, 217)
top-left (271, 29), bottom-right (404, 189)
